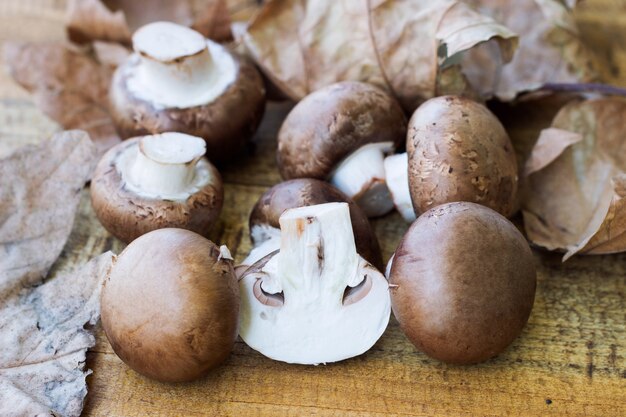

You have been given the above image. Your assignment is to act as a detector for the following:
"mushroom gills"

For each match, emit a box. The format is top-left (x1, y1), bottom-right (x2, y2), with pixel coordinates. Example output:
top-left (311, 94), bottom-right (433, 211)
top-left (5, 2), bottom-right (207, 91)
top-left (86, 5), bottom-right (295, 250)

top-left (329, 142), bottom-right (395, 217)
top-left (127, 21), bottom-right (237, 109)
top-left (384, 153), bottom-right (416, 222)
top-left (239, 202), bottom-right (391, 365)
top-left (118, 132), bottom-right (213, 200)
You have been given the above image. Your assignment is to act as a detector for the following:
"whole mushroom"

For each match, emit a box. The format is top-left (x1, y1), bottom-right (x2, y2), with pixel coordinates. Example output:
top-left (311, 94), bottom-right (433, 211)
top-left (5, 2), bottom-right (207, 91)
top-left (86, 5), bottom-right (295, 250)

top-left (239, 202), bottom-right (391, 365)
top-left (242, 179), bottom-right (383, 271)
top-left (388, 202), bottom-right (536, 364)
top-left (277, 81), bottom-right (407, 217)
top-left (404, 96), bottom-right (518, 217)
top-left (91, 132), bottom-right (223, 243)
top-left (101, 228), bottom-right (239, 382)
top-left (109, 21), bottom-right (265, 163)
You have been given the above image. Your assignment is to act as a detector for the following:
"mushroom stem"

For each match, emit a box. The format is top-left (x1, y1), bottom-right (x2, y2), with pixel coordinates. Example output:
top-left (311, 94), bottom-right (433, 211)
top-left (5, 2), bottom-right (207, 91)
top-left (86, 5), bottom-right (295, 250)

top-left (329, 143), bottom-right (395, 217)
top-left (133, 22), bottom-right (214, 104)
top-left (128, 133), bottom-right (206, 198)
top-left (277, 203), bottom-right (362, 298)
top-left (384, 153), bottom-right (417, 222)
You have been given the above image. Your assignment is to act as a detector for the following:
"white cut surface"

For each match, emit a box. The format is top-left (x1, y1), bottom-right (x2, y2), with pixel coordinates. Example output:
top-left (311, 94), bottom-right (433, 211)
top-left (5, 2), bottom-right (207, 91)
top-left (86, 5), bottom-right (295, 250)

top-left (384, 153), bottom-right (416, 222)
top-left (140, 132), bottom-right (205, 164)
top-left (239, 203), bottom-right (391, 365)
top-left (330, 142), bottom-right (395, 217)
top-left (133, 21), bottom-right (206, 62)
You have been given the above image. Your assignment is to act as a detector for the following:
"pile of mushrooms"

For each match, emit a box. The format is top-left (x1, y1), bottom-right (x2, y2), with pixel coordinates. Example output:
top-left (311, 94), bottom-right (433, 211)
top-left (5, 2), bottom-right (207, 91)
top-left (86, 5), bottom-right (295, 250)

top-left (110, 21), bottom-right (266, 162)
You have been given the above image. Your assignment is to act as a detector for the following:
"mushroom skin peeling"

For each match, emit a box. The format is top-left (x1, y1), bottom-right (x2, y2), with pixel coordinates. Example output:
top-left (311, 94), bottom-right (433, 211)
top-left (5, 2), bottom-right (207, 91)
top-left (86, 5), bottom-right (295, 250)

top-left (239, 202), bottom-right (391, 365)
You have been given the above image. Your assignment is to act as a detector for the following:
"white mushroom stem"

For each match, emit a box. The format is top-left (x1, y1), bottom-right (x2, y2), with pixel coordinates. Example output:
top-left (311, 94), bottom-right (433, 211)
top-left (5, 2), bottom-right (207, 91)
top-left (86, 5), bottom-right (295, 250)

top-left (128, 132), bottom-right (206, 198)
top-left (128, 21), bottom-right (236, 108)
top-left (384, 153), bottom-right (417, 222)
top-left (329, 142), bottom-right (395, 218)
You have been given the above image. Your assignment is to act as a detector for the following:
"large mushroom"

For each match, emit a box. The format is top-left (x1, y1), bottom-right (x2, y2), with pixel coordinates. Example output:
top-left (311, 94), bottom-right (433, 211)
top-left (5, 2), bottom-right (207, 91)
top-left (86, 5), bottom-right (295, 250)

top-left (239, 202), bottom-right (391, 365)
top-left (241, 179), bottom-right (383, 272)
top-left (91, 132), bottom-right (223, 243)
top-left (277, 81), bottom-right (407, 217)
top-left (109, 21), bottom-right (265, 163)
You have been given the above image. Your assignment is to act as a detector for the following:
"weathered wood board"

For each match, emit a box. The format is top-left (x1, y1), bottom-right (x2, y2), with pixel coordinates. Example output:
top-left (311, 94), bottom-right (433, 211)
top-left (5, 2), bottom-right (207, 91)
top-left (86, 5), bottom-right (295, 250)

top-left (0, 1), bottom-right (624, 416)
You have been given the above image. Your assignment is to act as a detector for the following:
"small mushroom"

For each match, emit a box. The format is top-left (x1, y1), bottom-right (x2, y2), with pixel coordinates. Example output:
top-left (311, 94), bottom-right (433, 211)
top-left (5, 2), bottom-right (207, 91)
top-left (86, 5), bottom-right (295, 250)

top-left (91, 132), bottom-right (223, 243)
top-left (242, 179), bottom-right (383, 271)
top-left (109, 21), bottom-right (265, 163)
top-left (239, 202), bottom-right (391, 365)
top-left (101, 228), bottom-right (239, 382)
top-left (389, 202), bottom-right (536, 364)
top-left (406, 96), bottom-right (518, 217)
top-left (383, 153), bottom-right (416, 222)
top-left (277, 81), bottom-right (407, 217)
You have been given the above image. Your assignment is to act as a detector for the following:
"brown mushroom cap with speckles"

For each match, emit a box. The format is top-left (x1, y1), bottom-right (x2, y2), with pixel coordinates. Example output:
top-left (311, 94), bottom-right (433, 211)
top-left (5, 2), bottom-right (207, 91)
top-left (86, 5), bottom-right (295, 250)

top-left (91, 138), bottom-right (223, 243)
top-left (389, 202), bottom-right (536, 364)
top-left (109, 52), bottom-right (265, 164)
top-left (277, 81), bottom-right (407, 179)
top-left (101, 229), bottom-right (239, 382)
top-left (249, 179), bottom-right (383, 271)
top-left (407, 96), bottom-right (518, 217)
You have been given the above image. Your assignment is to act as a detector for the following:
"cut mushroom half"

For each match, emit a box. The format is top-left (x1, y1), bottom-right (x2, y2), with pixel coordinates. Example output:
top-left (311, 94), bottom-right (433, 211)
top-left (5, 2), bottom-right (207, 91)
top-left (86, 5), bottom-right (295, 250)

top-left (277, 81), bottom-right (407, 217)
top-left (241, 179), bottom-right (383, 273)
top-left (239, 202), bottom-right (391, 365)
top-left (91, 132), bottom-right (223, 243)
top-left (383, 153), bottom-right (416, 222)
top-left (110, 21), bottom-right (265, 162)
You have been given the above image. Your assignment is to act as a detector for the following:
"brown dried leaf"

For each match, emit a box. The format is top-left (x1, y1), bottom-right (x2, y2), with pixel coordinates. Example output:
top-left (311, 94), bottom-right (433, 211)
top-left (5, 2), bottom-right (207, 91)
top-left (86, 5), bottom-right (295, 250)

top-left (4, 42), bottom-right (121, 154)
top-left (522, 98), bottom-right (626, 260)
top-left (463, 0), bottom-right (599, 100)
top-left (0, 130), bottom-right (96, 293)
top-left (66, 0), bottom-right (232, 45)
top-left (0, 252), bottom-right (114, 417)
top-left (243, 0), bottom-right (517, 111)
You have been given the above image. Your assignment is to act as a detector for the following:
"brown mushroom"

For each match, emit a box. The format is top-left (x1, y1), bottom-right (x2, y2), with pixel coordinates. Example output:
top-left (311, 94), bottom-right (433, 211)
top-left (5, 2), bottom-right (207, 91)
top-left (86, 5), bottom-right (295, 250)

top-left (242, 179), bottom-right (383, 271)
top-left (101, 228), bottom-right (239, 382)
top-left (406, 95), bottom-right (518, 217)
top-left (91, 132), bottom-right (223, 243)
top-left (277, 81), bottom-right (407, 217)
top-left (389, 202), bottom-right (536, 364)
top-left (109, 21), bottom-right (265, 163)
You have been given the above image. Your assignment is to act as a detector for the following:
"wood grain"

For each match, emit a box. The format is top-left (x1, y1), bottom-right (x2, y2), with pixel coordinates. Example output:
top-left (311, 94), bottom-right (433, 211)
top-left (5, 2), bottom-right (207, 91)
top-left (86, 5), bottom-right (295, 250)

top-left (0, 1), bottom-right (624, 416)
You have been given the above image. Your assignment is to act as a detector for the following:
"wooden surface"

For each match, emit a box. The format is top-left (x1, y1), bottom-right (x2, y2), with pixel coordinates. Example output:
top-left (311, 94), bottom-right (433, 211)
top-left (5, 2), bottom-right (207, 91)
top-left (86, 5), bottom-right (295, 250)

top-left (1, 1), bottom-right (625, 416)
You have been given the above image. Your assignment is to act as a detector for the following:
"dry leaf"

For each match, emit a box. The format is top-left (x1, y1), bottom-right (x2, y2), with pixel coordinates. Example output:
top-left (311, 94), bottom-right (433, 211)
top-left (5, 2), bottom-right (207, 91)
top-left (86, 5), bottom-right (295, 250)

top-left (0, 130), bottom-right (96, 294)
top-left (463, 0), bottom-right (599, 100)
top-left (522, 98), bottom-right (626, 260)
top-left (242, 0), bottom-right (517, 111)
top-left (0, 252), bottom-right (114, 417)
top-left (4, 42), bottom-right (121, 154)
top-left (66, 0), bottom-right (232, 45)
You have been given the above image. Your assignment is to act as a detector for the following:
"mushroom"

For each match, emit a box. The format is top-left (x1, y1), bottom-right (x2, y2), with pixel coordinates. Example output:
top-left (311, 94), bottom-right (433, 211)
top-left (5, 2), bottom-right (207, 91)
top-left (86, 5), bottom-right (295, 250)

top-left (101, 228), bottom-right (239, 382)
top-left (239, 202), bottom-right (391, 364)
top-left (277, 81), bottom-right (407, 217)
top-left (91, 132), bottom-right (223, 243)
top-left (405, 95), bottom-right (518, 217)
top-left (109, 21), bottom-right (265, 163)
top-left (383, 152), bottom-right (416, 222)
top-left (242, 179), bottom-right (383, 271)
top-left (388, 202), bottom-right (536, 364)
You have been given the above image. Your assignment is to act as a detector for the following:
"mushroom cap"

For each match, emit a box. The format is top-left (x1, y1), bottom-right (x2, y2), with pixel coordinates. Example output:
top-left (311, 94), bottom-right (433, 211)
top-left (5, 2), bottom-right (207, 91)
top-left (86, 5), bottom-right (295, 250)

top-left (389, 202), bottom-right (536, 364)
top-left (249, 179), bottom-right (383, 271)
top-left (109, 47), bottom-right (265, 164)
top-left (91, 137), bottom-right (223, 243)
top-left (407, 96), bottom-right (518, 217)
top-left (101, 228), bottom-right (239, 382)
top-left (277, 81), bottom-right (407, 179)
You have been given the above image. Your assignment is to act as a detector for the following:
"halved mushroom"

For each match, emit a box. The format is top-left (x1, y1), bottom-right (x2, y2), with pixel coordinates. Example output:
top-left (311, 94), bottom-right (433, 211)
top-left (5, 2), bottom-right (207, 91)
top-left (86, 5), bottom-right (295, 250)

top-left (109, 21), bottom-right (265, 163)
top-left (277, 81), bottom-right (407, 217)
top-left (239, 202), bottom-right (391, 365)
top-left (91, 132), bottom-right (223, 243)
top-left (242, 179), bottom-right (383, 272)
